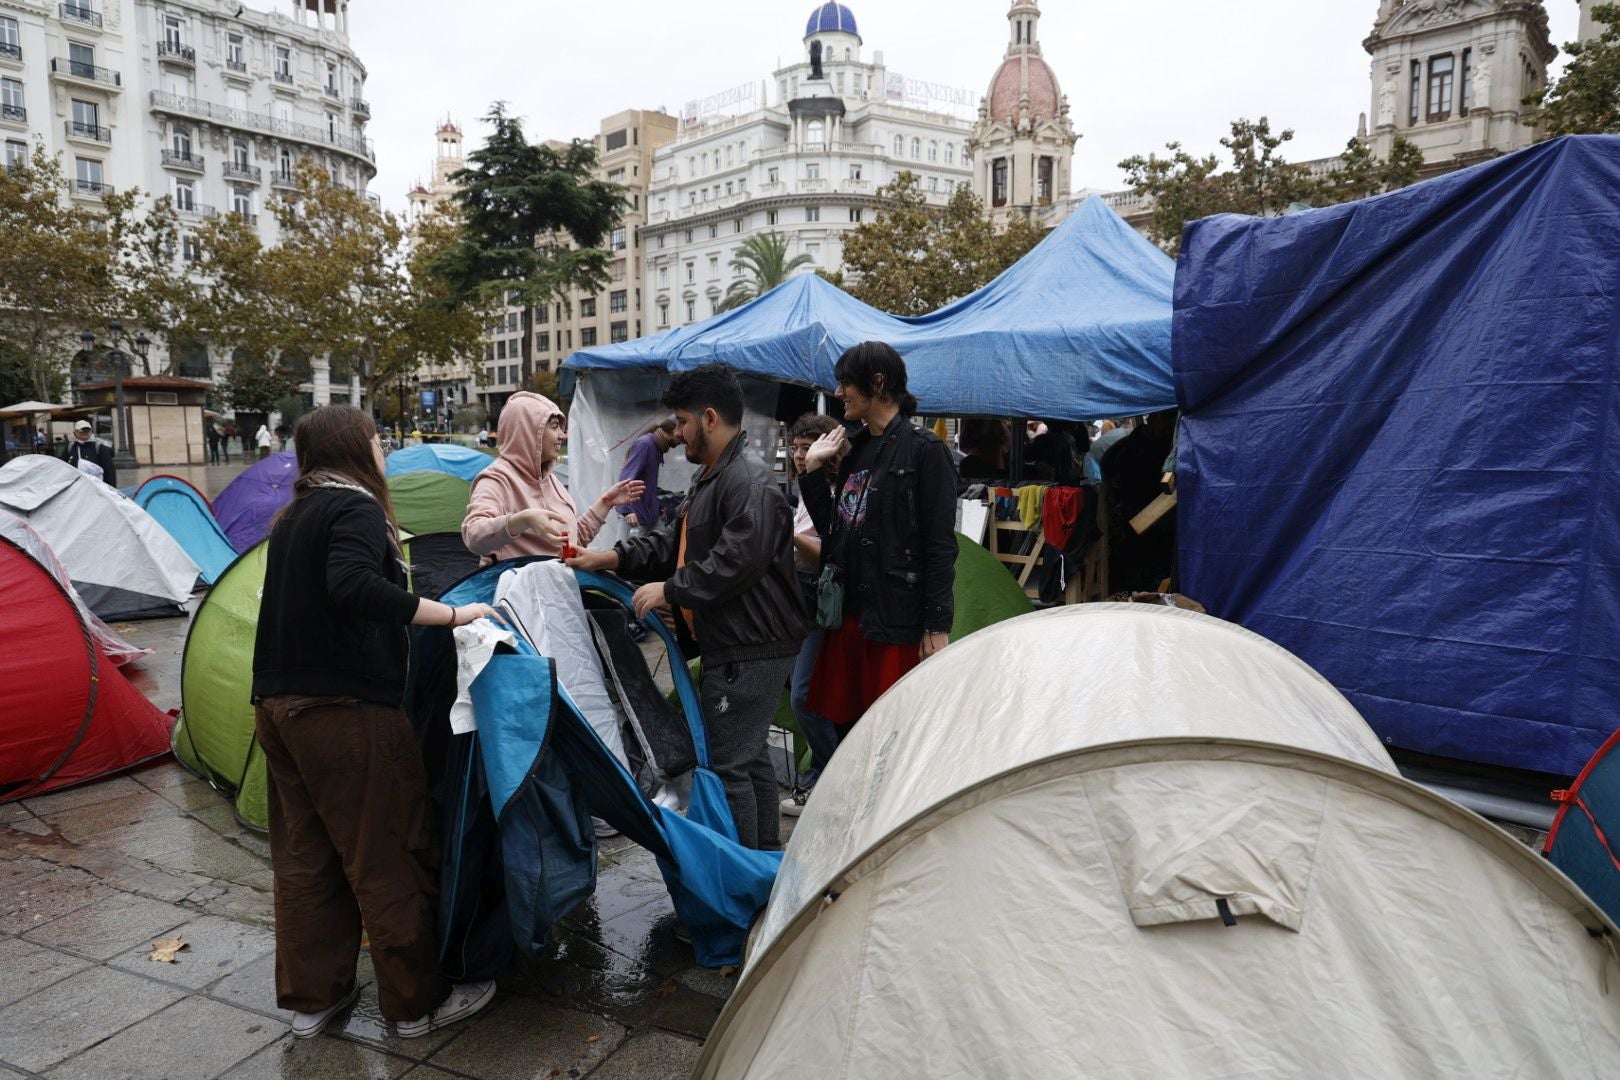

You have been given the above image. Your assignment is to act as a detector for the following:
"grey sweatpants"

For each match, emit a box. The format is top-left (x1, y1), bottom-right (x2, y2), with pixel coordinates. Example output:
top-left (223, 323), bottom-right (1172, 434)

top-left (701, 655), bottom-right (796, 850)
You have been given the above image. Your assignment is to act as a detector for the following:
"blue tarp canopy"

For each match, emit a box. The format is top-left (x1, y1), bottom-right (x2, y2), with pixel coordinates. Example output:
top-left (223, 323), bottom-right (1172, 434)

top-left (1175, 135), bottom-right (1620, 777)
top-left (564, 197), bottom-right (1176, 420)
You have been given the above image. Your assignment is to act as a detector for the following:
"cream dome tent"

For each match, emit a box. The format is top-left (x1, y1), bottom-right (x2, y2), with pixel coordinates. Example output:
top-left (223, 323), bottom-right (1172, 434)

top-left (697, 605), bottom-right (1620, 1079)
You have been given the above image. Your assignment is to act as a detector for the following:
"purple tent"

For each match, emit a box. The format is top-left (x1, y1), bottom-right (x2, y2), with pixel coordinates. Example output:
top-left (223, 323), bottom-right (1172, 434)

top-left (214, 451), bottom-right (298, 552)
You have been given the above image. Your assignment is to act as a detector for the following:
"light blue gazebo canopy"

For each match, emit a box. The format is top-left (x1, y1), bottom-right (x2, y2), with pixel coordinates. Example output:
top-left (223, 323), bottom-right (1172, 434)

top-left (563, 197), bottom-right (1177, 421)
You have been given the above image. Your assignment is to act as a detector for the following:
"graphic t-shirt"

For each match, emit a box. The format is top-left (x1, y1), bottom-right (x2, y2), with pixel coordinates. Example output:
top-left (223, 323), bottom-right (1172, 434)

top-left (831, 434), bottom-right (881, 613)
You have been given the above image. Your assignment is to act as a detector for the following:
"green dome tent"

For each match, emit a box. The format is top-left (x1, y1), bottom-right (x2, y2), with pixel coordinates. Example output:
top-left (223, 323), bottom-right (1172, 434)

top-left (387, 471), bottom-right (471, 537)
top-left (173, 542), bottom-right (270, 828)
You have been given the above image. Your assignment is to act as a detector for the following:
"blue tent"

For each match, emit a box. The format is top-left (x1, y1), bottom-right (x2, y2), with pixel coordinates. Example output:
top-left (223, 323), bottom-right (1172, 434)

top-left (132, 475), bottom-right (236, 585)
top-left (564, 197), bottom-right (1176, 420)
top-left (412, 561), bottom-right (780, 974)
top-left (1174, 135), bottom-right (1620, 777)
top-left (384, 443), bottom-right (494, 482)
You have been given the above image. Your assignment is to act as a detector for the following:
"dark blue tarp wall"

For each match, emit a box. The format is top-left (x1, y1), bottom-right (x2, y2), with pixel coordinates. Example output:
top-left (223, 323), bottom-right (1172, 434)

top-left (1174, 135), bottom-right (1620, 777)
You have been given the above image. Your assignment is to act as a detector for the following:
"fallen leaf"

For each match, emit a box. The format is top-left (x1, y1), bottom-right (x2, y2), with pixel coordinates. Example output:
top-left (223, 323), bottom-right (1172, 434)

top-left (654, 978), bottom-right (678, 998)
top-left (585, 1033), bottom-right (601, 1044)
top-left (149, 936), bottom-right (188, 963)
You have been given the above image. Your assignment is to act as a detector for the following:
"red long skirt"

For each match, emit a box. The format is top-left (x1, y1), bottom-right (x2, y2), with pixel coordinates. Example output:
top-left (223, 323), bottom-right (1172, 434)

top-left (806, 615), bottom-right (920, 727)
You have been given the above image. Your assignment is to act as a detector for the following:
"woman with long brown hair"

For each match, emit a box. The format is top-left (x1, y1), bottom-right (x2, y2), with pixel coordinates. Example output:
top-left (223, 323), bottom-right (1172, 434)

top-left (251, 404), bottom-right (499, 1040)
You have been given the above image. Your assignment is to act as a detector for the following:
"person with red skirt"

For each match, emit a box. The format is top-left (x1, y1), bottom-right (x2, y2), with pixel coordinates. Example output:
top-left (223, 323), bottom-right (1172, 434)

top-left (800, 342), bottom-right (958, 735)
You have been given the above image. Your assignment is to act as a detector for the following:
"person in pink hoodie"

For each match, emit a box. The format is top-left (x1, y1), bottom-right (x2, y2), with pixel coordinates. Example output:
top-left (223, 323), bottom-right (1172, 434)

top-left (462, 392), bottom-right (643, 565)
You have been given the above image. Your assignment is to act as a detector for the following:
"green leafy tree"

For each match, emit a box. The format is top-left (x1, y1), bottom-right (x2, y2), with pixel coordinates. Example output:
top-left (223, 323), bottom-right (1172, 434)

top-left (1312, 136), bottom-right (1424, 205)
top-left (719, 232), bottom-right (813, 311)
top-left (114, 196), bottom-right (202, 375)
top-left (825, 173), bottom-right (1045, 315)
top-left (1530, 3), bottom-right (1620, 136)
top-left (0, 143), bottom-right (136, 399)
top-left (1121, 118), bottom-right (1421, 255)
top-left (433, 103), bottom-right (626, 387)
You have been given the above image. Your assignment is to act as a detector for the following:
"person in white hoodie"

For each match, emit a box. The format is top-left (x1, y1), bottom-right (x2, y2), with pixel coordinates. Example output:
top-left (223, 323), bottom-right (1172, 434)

top-left (256, 424), bottom-right (274, 460)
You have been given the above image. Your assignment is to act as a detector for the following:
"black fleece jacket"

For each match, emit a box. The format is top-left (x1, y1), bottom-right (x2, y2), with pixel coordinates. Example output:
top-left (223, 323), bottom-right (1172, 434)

top-left (251, 488), bottom-right (419, 706)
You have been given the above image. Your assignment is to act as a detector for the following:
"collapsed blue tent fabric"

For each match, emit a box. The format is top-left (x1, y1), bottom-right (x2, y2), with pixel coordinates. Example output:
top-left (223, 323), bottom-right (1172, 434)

top-left (1175, 135), bottom-right (1620, 777)
top-left (132, 476), bottom-right (236, 585)
top-left (564, 197), bottom-right (1176, 420)
top-left (422, 561), bottom-right (780, 975)
top-left (384, 443), bottom-right (494, 482)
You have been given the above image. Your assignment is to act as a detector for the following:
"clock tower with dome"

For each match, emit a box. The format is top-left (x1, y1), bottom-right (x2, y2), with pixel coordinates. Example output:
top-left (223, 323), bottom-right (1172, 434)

top-left (968, 0), bottom-right (1078, 225)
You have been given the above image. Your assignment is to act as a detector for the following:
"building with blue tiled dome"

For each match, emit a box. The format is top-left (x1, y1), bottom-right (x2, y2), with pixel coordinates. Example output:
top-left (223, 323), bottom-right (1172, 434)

top-left (805, 2), bottom-right (859, 39)
top-left (643, 4), bottom-right (974, 332)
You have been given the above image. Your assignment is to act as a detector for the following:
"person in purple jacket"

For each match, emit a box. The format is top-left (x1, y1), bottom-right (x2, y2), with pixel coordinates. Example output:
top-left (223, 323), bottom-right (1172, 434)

top-left (616, 418), bottom-right (678, 536)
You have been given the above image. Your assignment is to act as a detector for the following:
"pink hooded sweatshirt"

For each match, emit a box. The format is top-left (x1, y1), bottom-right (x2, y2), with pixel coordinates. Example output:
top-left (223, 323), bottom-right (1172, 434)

top-left (461, 391), bottom-right (603, 564)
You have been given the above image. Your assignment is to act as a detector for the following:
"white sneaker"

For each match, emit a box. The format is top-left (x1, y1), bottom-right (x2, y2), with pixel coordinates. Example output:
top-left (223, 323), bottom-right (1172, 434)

top-left (780, 788), bottom-right (810, 817)
top-left (396, 980), bottom-right (496, 1040)
top-left (290, 982), bottom-right (360, 1039)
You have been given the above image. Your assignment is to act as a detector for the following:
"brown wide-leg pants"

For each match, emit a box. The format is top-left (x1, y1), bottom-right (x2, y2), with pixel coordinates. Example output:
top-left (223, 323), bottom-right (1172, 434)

top-left (254, 694), bottom-right (445, 1021)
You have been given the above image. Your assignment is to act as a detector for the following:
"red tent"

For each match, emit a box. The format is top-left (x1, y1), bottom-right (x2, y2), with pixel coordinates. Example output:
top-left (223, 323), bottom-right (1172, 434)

top-left (0, 532), bottom-right (173, 801)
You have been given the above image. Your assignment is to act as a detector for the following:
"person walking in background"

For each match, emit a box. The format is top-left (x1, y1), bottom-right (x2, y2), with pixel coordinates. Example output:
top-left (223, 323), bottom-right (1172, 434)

top-left (801, 342), bottom-right (957, 734)
top-left (568, 365), bottom-right (808, 851)
top-left (256, 423), bottom-right (273, 460)
top-left (206, 423), bottom-right (222, 465)
top-left (252, 404), bottom-right (501, 1041)
top-left (461, 391), bottom-right (644, 565)
top-left (615, 418), bottom-right (678, 537)
top-left (781, 412), bottom-right (844, 817)
top-left (62, 420), bottom-right (116, 487)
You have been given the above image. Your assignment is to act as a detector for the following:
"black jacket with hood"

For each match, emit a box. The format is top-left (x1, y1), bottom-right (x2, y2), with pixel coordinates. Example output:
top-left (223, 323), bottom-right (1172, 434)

top-left (615, 431), bottom-right (808, 666)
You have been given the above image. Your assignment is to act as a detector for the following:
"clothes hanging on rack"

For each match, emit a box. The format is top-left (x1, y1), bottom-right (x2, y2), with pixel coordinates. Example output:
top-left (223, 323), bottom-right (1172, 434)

top-left (1042, 486), bottom-right (1083, 549)
top-left (1015, 485), bottom-right (1044, 530)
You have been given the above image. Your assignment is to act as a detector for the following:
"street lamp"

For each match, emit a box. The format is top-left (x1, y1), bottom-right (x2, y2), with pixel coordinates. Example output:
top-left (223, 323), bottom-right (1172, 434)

top-left (78, 320), bottom-right (147, 471)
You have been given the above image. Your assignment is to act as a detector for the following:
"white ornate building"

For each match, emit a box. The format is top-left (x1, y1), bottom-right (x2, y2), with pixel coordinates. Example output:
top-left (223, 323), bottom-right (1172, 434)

top-left (968, 0), bottom-right (1077, 226)
top-left (1363, 1), bottom-right (1556, 169)
top-left (0, 0), bottom-right (375, 404)
top-left (644, 2), bottom-right (974, 331)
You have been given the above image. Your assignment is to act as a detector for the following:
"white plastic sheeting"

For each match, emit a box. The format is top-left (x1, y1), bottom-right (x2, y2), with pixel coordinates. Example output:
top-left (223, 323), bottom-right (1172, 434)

top-left (696, 605), bottom-right (1620, 1079)
top-left (565, 370), bottom-right (784, 551)
top-left (495, 561), bottom-right (627, 765)
top-left (0, 455), bottom-right (198, 618)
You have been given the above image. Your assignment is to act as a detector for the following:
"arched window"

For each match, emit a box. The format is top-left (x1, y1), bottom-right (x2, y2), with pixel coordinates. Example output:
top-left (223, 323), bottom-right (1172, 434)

top-left (944, 143), bottom-right (955, 165)
top-left (911, 137), bottom-right (921, 159)
top-left (844, 47), bottom-right (851, 60)
top-left (928, 140), bottom-right (938, 162)
top-left (175, 342), bottom-right (209, 379)
top-left (893, 134), bottom-right (903, 156)
top-left (808, 119), bottom-right (824, 146)
top-left (172, 126), bottom-right (191, 156)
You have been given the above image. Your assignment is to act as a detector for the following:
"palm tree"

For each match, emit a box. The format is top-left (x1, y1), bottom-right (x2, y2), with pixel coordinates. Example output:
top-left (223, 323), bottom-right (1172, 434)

top-left (718, 232), bottom-right (813, 311)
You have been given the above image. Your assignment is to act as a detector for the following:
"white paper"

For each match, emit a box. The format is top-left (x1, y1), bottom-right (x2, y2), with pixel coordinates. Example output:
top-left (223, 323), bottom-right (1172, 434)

top-left (450, 620), bottom-right (516, 734)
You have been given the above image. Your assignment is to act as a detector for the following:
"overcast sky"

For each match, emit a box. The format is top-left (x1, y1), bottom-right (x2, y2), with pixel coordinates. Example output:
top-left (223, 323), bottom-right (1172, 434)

top-left (349, 0), bottom-right (1582, 214)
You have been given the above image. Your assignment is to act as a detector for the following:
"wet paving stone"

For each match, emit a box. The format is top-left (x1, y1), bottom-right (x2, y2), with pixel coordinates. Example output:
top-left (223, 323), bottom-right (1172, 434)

top-left (222, 1035), bottom-right (415, 1079)
top-left (205, 949), bottom-right (292, 1019)
top-left (35, 789), bottom-right (175, 843)
top-left (44, 994), bottom-right (285, 1080)
top-left (19, 776), bottom-right (149, 816)
top-left (109, 914), bottom-right (276, 990)
top-left (586, 1031), bottom-right (705, 1079)
top-left (0, 938), bottom-right (93, 1010)
top-left (23, 890), bottom-right (192, 960)
top-left (0, 870), bottom-right (111, 935)
top-left (424, 995), bottom-right (625, 1078)
top-left (0, 965), bottom-right (185, 1072)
